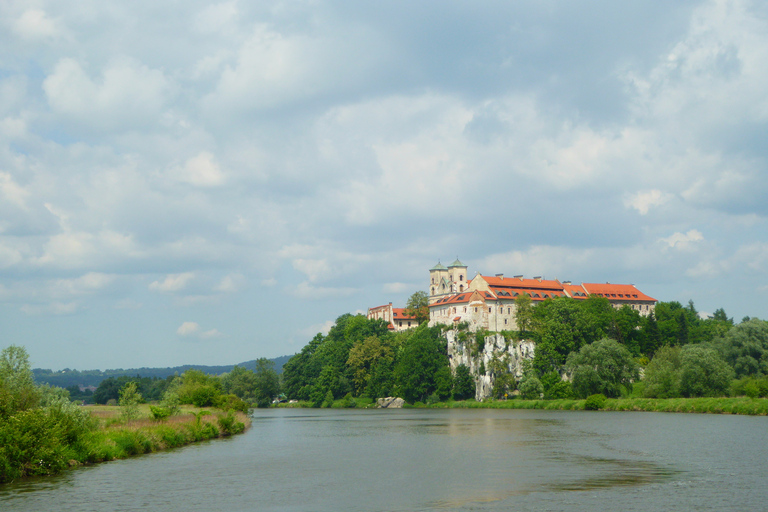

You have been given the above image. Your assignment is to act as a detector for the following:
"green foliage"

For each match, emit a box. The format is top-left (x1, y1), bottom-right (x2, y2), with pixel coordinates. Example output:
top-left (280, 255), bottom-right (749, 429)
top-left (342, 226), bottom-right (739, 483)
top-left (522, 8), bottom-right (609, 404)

top-left (394, 325), bottom-right (449, 403)
top-left (714, 318), bottom-right (768, 378)
top-left (149, 405), bottom-right (172, 421)
top-left (584, 394), bottom-right (607, 410)
top-left (518, 376), bottom-right (543, 400)
top-left (513, 293), bottom-right (534, 335)
top-left (642, 346), bottom-right (683, 398)
top-left (679, 345), bottom-right (734, 398)
top-left (404, 291), bottom-right (430, 325)
top-left (0, 345), bottom-right (40, 417)
top-left (253, 358), bottom-right (280, 407)
top-left (217, 411), bottom-right (245, 436)
top-left (730, 376), bottom-right (768, 398)
top-left (541, 371), bottom-right (572, 399)
top-left (340, 392), bottom-right (357, 408)
top-left (452, 364), bottom-right (475, 400)
top-left (118, 382), bottom-right (142, 421)
top-left (566, 338), bottom-right (639, 398)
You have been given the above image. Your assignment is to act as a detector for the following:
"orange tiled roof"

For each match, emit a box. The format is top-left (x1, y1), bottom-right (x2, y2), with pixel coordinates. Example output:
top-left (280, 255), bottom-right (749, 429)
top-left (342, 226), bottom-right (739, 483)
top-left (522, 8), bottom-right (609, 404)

top-left (391, 308), bottom-right (416, 319)
top-left (479, 275), bottom-right (563, 290)
top-left (581, 283), bottom-right (656, 302)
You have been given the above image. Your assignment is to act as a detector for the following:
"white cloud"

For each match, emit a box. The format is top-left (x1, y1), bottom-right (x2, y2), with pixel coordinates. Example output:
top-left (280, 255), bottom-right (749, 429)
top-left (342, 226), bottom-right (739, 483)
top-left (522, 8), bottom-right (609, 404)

top-left (0, 171), bottom-right (29, 209)
top-left (298, 320), bottom-right (335, 339)
top-left (625, 189), bottom-right (672, 215)
top-left (51, 272), bottom-right (116, 297)
top-left (21, 301), bottom-right (79, 316)
top-left (658, 230), bottom-right (705, 250)
top-left (13, 9), bottom-right (62, 41)
top-left (149, 272), bottom-right (195, 292)
top-left (215, 273), bottom-right (245, 293)
top-left (174, 152), bottom-right (226, 187)
top-left (177, 321), bottom-right (223, 339)
top-left (177, 321), bottom-right (200, 336)
top-left (383, 282), bottom-right (412, 294)
top-left (43, 57), bottom-right (171, 130)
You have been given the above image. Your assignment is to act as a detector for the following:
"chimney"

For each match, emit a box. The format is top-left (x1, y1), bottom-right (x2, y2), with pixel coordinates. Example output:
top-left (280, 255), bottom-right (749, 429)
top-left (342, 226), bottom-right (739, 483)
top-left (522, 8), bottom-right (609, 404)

top-left (495, 273), bottom-right (504, 280)
top-left (533, 276), bottom-right (542, 281)
top-left (513, 274), bottom-right (523, 280)
top-left (563, 281), bottom-right (571, 285)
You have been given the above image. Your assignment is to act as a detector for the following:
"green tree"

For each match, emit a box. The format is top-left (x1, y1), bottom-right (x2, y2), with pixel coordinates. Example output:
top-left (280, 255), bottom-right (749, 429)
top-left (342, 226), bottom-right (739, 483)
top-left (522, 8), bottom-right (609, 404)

top-left (679, 344), bottom-right (734, 397)
top-left (119, 382), bottom-right (142, 421)
top-left (394, 325), bottom-right (448, 403)
top-left (714, 318), bottom-right (768, 378)
top-left (518, 375), bottom-right (543, 399)
top-left (347, 335), bottom-right (393, 396)
top-left (566, 338), bottom-right (639, 398)
top-left (221, 366), bottom-right (259, 402)
top-left (254, 358), bottom-right (280, 407)
top-left (0, 345), bottom-right (40, 417)
top-left (514, 293), bottom-right (534, 335)
top-left (404, 291), bottom-right (430, 325)
top-left (452, 364), bottom-right (475, 400)
top-left (642, 345), bottom-right (683, 398)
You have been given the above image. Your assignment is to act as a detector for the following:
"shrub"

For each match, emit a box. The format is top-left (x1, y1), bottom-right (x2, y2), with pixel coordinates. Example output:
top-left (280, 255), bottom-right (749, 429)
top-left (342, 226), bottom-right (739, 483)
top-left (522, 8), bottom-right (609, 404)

top-left (217, 411), bottom-right (245, 436)
top-left (584, 394), bottom-right (606, 410)
top-left (340, 392), bottom-right (356, 408)
top-left (567, 338), bottom-right (639, 398)
top-left (518, 376), bottom-right (543, 400)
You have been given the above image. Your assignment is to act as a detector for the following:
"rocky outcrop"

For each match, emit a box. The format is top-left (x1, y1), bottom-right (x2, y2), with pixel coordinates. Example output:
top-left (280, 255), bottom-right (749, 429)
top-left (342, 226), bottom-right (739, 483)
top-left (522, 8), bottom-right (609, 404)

top-left (446, 330), bottom-right (535, 400)
top-left (377, 397), bottom-right (405, 408)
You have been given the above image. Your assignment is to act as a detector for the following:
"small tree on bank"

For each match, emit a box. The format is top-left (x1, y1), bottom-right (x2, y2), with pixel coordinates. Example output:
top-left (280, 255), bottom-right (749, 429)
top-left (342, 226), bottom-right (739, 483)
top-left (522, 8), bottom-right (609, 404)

top-left (566, 338), bottom-right (639, 398)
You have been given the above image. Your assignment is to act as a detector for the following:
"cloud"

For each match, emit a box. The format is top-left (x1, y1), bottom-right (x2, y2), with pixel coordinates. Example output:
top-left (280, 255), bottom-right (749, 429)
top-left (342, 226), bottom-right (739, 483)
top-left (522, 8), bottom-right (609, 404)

top-left (177, 321), bottom-right (223, 339)
top-left (215, 273), bottom-right (245, 293)
top-left (149, 273), bottom-right (195, 292)
top-left (298, 320), bottom-right (335, 339)
top-left (20, 302), bottom-right (79, 316)
top-left (173, 152), bottom-right (226, 187)
top-left (0, 171), bottom-right (29, 209)
top-left (13, 9), bottom-right (62, 41)
top-left (625, 189), bottom-right (672, 215)
top-left (43, 57), bottom-right (171, 130)
top-left (658, 230), bottom-right (704, 250)
top-left (51, 272), bottom-right (116, 297)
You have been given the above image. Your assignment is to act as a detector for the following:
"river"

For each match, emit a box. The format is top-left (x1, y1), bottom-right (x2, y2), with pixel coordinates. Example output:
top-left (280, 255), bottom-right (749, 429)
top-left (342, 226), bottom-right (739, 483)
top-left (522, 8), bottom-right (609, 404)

top-left (2, 408), bottom-right (767, 511)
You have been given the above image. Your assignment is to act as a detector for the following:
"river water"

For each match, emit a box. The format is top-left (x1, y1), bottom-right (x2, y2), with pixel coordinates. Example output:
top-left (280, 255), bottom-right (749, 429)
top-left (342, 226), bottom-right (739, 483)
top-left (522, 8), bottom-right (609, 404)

top-left (2, 408), bottom-right (767, 511)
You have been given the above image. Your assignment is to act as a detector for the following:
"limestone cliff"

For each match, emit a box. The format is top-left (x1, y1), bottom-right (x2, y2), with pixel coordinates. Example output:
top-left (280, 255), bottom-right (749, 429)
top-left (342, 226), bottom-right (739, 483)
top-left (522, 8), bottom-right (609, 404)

top-left (446, 330), bottom-right (535, 400)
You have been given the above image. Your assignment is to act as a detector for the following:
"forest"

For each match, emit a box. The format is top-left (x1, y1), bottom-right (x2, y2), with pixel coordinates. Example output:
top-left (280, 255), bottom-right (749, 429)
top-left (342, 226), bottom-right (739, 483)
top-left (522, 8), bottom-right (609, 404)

top-left (281, 294), bottom-right (768, 404)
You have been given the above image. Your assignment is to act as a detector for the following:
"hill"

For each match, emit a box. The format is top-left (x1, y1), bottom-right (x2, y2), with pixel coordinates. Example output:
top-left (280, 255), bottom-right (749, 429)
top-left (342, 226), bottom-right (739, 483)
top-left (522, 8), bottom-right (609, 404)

top-left (32, 355), bottom-right (293, 389)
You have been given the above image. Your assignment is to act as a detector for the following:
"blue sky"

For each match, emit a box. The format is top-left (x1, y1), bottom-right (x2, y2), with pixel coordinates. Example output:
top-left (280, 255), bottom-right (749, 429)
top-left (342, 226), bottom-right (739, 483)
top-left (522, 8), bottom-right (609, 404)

top-left (1, 0), bottom-right (767, 370)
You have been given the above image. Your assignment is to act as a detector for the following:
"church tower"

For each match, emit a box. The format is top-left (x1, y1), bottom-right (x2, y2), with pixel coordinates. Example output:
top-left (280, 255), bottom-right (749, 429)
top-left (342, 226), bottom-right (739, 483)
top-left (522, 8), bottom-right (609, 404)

top-left (448, 258), bottom-right (467, 293)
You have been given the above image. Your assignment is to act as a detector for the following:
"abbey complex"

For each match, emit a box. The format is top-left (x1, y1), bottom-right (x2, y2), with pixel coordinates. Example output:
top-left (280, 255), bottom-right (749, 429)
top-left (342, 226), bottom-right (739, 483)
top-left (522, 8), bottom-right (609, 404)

top-left (368, 258), bottom-right (657, 332)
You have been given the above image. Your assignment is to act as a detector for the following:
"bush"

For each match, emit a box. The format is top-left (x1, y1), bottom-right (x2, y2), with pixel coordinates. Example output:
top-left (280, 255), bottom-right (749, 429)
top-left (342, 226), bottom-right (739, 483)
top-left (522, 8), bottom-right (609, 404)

top-left (217, 411), bottom-right (246, 436)
top-left (340, 392), bottom-right (356, 408)
top-left (518, 376), bottom-right (543, 400)
top-left (584, 394), bottom-right (606, 410)
top-left (566, 338), bottom-right (639, 398)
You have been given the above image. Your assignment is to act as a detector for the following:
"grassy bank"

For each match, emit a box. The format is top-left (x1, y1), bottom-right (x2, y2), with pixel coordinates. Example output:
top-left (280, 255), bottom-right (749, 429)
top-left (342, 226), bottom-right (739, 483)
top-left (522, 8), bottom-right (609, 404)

top-left (434, 397), bottom-right (768, 415)
top-left (276, 396), bottom-right (768, 415)
top-left (76, 405), bottom-right (250, 463)
top-left (0, 404), bottom-right (250, 483)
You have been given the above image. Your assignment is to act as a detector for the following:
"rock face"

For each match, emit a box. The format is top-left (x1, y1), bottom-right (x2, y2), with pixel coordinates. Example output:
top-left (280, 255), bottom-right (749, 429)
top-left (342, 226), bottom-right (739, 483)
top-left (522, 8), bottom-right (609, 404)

top-left (446, 330), bottom-right (535, 400)
top-left (377, 397), bottom-right (405, 408)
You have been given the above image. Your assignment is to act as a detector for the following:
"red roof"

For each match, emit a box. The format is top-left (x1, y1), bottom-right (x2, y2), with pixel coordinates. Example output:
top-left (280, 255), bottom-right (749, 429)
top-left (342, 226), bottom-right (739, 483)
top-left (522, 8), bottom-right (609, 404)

top-left (479, 275), bottom-right (563, 290)
top-left (391, 308), bottom-right (416, 319)
top-left (581, 283), bottom-right (656, 302)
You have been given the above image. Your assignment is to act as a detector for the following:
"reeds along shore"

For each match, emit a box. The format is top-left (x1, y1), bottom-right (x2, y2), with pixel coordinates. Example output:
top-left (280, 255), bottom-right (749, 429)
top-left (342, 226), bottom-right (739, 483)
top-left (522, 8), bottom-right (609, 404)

top-left (430, 397), bottom-right (768, 415)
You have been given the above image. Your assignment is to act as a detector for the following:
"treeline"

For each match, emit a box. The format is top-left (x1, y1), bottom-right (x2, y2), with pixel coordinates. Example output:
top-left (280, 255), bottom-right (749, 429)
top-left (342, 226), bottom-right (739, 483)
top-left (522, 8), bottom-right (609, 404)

top-left (500, 295), bottom-right (767, 400)
top-left (282, 295), bottom-right (768, 404)
top-left (32, 355), bottom-right (292, 389)
top-left (282, 313), bottom-right (474, 405)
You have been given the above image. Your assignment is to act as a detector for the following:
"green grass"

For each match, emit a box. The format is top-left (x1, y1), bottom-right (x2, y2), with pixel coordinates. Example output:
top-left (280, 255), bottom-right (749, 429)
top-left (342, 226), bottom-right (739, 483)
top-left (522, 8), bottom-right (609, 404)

top-left (434, 397), bottom-right (768, 415)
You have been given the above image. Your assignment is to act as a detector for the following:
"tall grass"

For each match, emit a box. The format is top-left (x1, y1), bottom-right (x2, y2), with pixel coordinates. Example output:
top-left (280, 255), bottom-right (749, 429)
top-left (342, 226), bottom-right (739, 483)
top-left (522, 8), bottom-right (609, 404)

top-left (438, 397), bottom-right (768, 415)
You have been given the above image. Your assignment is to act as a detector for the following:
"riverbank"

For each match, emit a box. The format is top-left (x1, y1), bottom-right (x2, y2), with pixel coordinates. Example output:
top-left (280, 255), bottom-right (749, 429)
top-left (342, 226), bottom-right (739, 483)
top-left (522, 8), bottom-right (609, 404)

top-left (0, 404), bottom-right (250, 484)
top-left (78, 405), bottom-right (250, 462)
top-left (429, 396), bottom-right (768, 415)
top-left (278, 396), bottom-right (768, 415)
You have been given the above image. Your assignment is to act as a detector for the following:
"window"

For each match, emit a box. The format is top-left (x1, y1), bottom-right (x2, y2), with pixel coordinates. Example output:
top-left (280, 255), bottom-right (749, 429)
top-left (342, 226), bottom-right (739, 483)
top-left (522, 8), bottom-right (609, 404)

top-left (460, 274), bottom-right (464, 281)
top-left (489, 307), bottom-right (492, 313)
top-left (508, 308), bottom-right (511, 314)
top-left (504, 319), bottom-right (508, 325)
top-left (460, 285), bottom-right (464, 291)
top-left (408, 322), bottom-right (411, 327)
top-left (474, 307), bottom-right (477, 312)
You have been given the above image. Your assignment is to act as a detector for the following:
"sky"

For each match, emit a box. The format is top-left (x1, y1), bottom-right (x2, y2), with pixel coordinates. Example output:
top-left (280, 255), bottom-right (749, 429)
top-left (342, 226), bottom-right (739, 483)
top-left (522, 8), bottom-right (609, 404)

top-left (1, 0), bottom-right (767, 371)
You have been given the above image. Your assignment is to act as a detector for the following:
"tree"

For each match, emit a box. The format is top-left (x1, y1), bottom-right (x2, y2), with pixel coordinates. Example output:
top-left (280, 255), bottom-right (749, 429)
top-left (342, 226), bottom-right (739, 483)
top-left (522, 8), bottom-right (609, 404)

top-left (642, 346), bottom-right (683, 398)
top-left (347, 335), bottom-right (393, 397)
top-left (714, 318), bottom-right (768, 378)
top-left (0, 345), bottom-right (40, 417)
top-left (452, 364), bottom-right (475, 400)
top-left (404, 291), bottom-right (430, 325)
top-left (254, 358), bottom-right (280, 407)
top-left (514, 293), bottom-right (534, 335)
top-left (119, 382), bottom-right (142, 421)
top-left (394, 325), bottom-right (448, 403)
top-left (679, 345), bottom-right (734, 397)
top-left (566, 338), bottom-right (639, 398)
top-left (221, 366), bottom-right (259, 402)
